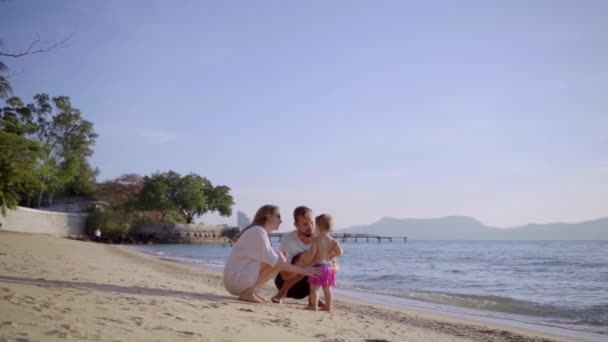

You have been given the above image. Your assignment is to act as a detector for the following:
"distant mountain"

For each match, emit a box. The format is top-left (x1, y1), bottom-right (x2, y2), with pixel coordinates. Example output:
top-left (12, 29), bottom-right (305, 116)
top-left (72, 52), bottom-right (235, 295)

top-left (338, 216), bottom-right (608, 240)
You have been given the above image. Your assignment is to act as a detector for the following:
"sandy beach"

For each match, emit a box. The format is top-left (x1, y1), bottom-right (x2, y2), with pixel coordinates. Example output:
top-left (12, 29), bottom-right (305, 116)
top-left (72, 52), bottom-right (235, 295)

top-left (0, 231), bottom-right (581, 342)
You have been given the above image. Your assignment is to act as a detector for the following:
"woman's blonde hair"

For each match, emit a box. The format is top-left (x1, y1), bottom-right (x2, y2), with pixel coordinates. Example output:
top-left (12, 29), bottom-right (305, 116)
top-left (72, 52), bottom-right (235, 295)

top-left (235, 204), bottom-right (279, 241)
top-left (315, 214), bottom-right (333, 232)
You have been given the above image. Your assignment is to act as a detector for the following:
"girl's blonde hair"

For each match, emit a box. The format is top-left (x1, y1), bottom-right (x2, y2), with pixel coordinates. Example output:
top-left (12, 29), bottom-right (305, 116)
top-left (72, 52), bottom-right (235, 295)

top-left (235, 204), bottom-right (279, 241)
top-left (315, 214), bottom-right (333, 232)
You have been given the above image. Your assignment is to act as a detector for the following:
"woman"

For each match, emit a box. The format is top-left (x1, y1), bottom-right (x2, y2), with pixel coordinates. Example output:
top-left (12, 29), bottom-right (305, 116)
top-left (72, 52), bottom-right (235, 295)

top-left (223, 205), bottom-right (321, 303)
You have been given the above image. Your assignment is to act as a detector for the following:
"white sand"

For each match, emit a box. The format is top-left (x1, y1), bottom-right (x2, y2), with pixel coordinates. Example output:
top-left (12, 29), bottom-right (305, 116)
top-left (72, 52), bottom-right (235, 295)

top-left (0, 231), bottom-right (581, 341)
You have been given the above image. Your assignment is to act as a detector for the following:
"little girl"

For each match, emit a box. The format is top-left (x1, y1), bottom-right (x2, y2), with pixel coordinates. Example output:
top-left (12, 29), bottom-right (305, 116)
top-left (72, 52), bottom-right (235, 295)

top-left (303, 214), bottom-right (343, 312)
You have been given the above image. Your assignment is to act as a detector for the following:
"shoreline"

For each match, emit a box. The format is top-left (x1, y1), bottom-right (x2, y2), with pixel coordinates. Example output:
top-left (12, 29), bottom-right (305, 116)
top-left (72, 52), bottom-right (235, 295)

top-left (0, 231), bottom-right (590, 341)
top-left (332, 289), bottom-right (604, 342)
top-left (123, 245), bottom-right (608, 341)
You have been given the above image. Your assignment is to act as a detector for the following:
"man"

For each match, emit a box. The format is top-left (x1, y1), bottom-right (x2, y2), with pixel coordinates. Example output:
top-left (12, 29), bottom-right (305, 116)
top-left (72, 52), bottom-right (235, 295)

top-left (272, 206), bottom-right (318, 305)
top-left (94, 228), bottom-right (101, 242)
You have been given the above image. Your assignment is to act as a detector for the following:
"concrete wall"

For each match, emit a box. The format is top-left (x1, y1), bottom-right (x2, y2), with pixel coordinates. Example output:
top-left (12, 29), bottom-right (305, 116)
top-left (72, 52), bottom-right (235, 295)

top-left (0, 206), bottom-right (87, 236)
top-left (132, 222), bottom-right (230, 243)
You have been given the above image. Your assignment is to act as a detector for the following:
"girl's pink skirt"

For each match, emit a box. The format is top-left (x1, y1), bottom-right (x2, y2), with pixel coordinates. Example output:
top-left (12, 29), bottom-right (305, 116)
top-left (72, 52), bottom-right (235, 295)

top-left (308, 263), bottom-right (335, 287)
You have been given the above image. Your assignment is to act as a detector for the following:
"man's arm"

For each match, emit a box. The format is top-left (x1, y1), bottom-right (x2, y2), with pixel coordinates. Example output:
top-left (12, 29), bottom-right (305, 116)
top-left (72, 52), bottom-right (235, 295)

top-left (298, 239), bottom-right (317, 266)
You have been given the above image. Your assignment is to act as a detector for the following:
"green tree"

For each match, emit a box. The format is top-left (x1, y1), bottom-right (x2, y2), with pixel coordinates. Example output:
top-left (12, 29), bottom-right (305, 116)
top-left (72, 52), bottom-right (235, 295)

top-left (0, 132), bottom-right (44, 215)
top-left (0, 94), bottom-right (98, 207)
top-left (0, 60), bottom-right (10, 99)
top-left (85, 207), bottom-right (133, 241)
top-left (64, 158), bottom-right (99, 196)
top-left (174, 174), bottom-right (207, 224)
top-left (136, 171), bottom-right (235, 224)
top-left (0, 97), bottom-right (36, 136)
top-left (28, 94), bottom-right (99, 205)
top-left (0, 97), bottom-right (47, 208)
top-left (205, 184), bottom-right (234, 217)
top-left (137, 172), bottom-right (178, 222)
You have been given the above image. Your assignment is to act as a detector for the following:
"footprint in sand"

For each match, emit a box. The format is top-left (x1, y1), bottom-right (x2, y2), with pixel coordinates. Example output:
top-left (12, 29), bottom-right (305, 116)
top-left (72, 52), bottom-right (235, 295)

top-left (98, 317), bottom-right (125, 325)
top-left (149, 325), bottom-right (172, 332)
top-left (45, 329), bottom-right (68, 338)
top-left (222, 326), bottom-right (241, 334)
top-left (22, 296), bottom-right (36, 304)
top-left (129, 317), bottom-right (143, 326)
top-left (59, 307), bottom-right (72, 314)
top-left (0, 287), bottom-right (13, 299)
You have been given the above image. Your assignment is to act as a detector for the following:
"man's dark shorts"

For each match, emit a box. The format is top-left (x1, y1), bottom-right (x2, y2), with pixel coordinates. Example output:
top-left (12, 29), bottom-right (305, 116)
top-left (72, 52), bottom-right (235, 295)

top-left (274, 252), bottom-right (310, 299)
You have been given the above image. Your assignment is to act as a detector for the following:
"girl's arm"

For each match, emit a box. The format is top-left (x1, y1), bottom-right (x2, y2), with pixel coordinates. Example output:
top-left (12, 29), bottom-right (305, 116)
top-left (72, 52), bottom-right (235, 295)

top-left (331, 239), bottom-right (343, 257)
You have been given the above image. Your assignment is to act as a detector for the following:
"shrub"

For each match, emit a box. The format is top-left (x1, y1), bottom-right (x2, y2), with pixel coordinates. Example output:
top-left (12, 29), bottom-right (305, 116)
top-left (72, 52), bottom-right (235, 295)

top-left (85, 208), bottom-right (131, 240)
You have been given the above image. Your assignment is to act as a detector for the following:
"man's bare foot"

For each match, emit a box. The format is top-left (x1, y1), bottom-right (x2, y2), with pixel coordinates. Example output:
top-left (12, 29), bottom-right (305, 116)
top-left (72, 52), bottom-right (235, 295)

top-left (271, 295), bottom-right (283, 304)
top-left (320, 306), bottom-right (332, 312)
top-left (304, 305), bottom-right (318, 311)
top-left (238, 292), bottom-right (262, 303)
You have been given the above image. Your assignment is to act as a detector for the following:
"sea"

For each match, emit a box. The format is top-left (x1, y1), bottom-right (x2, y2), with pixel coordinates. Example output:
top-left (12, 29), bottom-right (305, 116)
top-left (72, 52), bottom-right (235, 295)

top-left (128, 240), bottom-right (608, 341)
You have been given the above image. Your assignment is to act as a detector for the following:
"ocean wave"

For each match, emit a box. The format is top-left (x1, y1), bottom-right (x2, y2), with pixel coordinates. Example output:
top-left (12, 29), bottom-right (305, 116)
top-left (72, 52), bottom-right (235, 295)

top-left (524, 260), bottom-right (607, 269)
top-left (351, 274), bottom-right (419, 283)
top-left (339, 283), bottom-right (608, 330)
top-left (395, 290), bottom-right (608, 328)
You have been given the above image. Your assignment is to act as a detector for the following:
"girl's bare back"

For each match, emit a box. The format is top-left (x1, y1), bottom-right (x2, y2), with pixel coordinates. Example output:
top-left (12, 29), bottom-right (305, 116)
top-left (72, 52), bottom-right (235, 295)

top-left (312, 235), bottom-right (337, 264)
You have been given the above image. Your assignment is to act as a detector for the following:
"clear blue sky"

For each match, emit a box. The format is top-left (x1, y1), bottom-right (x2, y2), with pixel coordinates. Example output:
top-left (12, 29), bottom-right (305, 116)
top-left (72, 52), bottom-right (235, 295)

top-left (2, 1), bottom-right (607, 230)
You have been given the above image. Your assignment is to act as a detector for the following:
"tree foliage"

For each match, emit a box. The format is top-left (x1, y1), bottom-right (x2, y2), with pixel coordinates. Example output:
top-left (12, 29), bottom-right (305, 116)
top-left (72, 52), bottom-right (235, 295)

top-left (137, 171), bottom-right (234, 224)
top-left (85, 207), bottom-right (134, 241)
top-left (0, 94), bottom-right (98, 214)
top-left (0, 132), bottom-right (44, 215)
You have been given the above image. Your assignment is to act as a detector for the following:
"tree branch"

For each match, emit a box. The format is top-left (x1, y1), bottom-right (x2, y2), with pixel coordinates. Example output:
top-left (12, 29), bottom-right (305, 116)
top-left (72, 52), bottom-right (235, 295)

top-left (0, 34), bottom-right (72, 58)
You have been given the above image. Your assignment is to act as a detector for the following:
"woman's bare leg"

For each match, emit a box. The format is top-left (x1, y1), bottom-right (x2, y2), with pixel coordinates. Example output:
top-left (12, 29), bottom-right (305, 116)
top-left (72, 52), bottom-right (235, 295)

top-left (239, 264), bottom-right (280, 303)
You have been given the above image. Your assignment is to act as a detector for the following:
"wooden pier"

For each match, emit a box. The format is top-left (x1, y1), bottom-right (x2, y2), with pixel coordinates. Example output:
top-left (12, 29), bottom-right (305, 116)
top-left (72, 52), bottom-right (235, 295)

top-left (268, 233), bottom-right (407, 243)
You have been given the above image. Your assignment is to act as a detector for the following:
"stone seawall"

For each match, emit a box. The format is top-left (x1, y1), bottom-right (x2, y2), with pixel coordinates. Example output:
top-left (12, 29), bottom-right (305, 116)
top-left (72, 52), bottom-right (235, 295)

top-left (132, 222), bottom-right (232, 243)
top-left (0, 206), bottom-right (87, 236)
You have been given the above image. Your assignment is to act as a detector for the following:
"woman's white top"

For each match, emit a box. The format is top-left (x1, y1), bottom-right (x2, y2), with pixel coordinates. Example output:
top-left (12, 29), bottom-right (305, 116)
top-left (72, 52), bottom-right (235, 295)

top-left (223, 225), bottom-right (279, 295)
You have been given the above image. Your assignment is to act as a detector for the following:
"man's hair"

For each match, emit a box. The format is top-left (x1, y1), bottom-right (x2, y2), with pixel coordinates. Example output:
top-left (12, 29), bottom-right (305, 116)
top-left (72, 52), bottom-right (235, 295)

top-left (293, 205), bottom-right (312, 222)
top-left (315, 214), bottom-right (333, 232)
